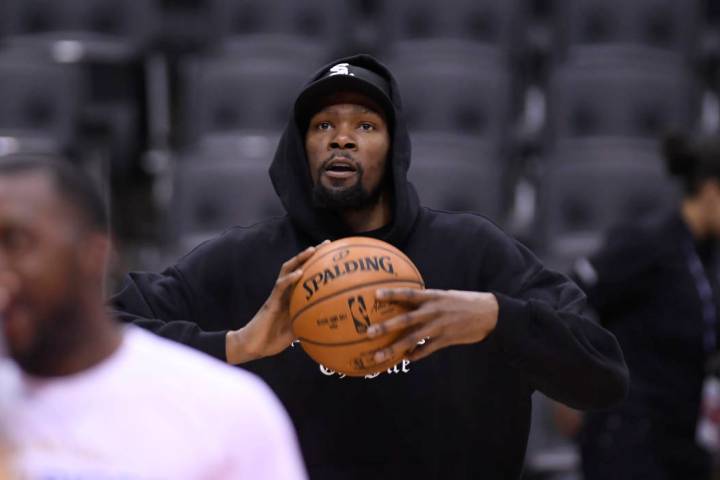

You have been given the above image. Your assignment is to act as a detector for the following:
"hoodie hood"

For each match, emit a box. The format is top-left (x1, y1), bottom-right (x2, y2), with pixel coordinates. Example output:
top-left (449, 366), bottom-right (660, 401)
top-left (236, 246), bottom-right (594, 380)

top-left (269, 54), bottom-right (420, 246)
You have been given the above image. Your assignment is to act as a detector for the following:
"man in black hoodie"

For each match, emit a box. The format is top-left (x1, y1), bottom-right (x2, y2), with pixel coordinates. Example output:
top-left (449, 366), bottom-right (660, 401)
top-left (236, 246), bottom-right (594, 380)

top-left (112, 55), bottom-right (628, 479)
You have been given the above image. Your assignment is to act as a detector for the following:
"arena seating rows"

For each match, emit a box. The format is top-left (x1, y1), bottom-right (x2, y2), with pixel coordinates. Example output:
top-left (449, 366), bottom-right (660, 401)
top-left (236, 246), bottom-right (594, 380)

top-left (0, 0), bottom-right (712, 252)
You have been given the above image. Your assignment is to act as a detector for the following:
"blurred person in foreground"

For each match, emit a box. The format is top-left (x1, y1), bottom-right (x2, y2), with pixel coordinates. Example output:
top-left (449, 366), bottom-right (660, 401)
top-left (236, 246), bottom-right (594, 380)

top-left (572, 133), bottom-right (720, 480)
top-left (112, 54), bottom-right (628, 479)
top-left (0, 156), bottom-right (307, 479)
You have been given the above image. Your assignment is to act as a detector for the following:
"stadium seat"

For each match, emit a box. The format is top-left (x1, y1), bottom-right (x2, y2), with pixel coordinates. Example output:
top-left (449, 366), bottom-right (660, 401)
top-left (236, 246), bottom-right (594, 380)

top-left (391, 59), bottom-right (513, 149)
top-left (0, 0), bottom-right (160, 62)
top-left (178, 56), bottom-right (310, 144)
top-left (536, 143), bottom-right (679, 268)
top-left (524, 394), bottom-right (581, 479)
top-left (0, 52), bottom-right (85, 155)
top-left (408, 133), bottom-right (506, 223)
top-left (546, 59), bottom-right (697, 145)
top-left (378, 0), bottom-right (525, 63)
top-left (0, 1), bottom-right (154, 171)
top-left (170, 154), bottom-right (284, 250)
top-left (546, 137), bottom-right (664, 164)
top-left (554, 0), bottom-right (701, 63)
top-left (206, 0), bottom-right (352, 60)
top-left (194, 132), bottom-right (281, 164)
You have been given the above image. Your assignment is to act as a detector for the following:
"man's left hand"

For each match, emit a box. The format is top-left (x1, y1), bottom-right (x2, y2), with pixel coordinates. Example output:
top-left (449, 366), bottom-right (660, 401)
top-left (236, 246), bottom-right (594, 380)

top-left (367, 289), bottom-right (499, 363)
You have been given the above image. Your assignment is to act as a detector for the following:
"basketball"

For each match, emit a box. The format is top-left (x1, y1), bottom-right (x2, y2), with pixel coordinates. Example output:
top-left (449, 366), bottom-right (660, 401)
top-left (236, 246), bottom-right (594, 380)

top-left (290, 237), bottom-right (425, 376)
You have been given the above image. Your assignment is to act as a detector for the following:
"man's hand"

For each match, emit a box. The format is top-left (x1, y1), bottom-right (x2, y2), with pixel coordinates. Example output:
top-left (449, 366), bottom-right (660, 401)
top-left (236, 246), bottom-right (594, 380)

top-left (226, 241), bottom-right (329, 365)
top-left (367, 289), bottom-right (499, 363)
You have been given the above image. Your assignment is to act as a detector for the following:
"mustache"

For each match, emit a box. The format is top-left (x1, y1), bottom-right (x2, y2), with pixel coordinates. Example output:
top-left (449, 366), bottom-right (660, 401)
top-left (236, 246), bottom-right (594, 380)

top-left (322, 151), bottom-right (356, 168)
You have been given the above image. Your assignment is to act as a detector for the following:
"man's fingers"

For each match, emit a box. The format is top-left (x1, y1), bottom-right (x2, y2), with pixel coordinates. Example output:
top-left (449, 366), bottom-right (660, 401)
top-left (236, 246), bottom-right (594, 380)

top-left (366, 308), bottom-right (437, 338)
top-left (375, 288), bottom-right (439, 305)
top-left (279, 240), bottom-right (329, 276)
top-left (373, 325), bottom-right (436, 364)
top-left (273, 269), bottom-right (304, 296)
top-left (272, 241), bottom-right (331, 302)
top-left (280, 247), bottom-right (315, 275)
top-left (405, 338), bottom-right (444, 362)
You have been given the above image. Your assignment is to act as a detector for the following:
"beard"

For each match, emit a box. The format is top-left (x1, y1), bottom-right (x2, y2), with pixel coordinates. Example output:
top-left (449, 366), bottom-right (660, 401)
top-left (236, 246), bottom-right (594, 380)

top-left (10, 286), bottom-right (88, 377)
top-left (312, 164), bottom-right (386, 211)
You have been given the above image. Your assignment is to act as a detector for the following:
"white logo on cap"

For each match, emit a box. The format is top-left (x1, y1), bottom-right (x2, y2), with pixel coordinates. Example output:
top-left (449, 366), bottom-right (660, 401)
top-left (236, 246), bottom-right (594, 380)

top-left (328, 63), bottom-right (354, 77)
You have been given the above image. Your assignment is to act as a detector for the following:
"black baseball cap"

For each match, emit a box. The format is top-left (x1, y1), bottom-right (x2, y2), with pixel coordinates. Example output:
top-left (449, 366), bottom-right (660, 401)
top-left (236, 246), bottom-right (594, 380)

top-left (295, 61), bottom-right (394, 129)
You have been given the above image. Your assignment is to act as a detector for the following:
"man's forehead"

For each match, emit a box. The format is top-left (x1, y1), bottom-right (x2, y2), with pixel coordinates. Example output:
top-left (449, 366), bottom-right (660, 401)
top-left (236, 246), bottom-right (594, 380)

top-left (0, 171), bottom-right (54, 197)
top-left (0, 172), bottom-right (60, 218)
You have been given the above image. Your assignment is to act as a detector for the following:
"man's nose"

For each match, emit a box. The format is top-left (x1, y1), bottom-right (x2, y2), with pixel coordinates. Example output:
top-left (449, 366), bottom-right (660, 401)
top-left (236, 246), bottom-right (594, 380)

top-left (329, 126), bottom-right (357, 150)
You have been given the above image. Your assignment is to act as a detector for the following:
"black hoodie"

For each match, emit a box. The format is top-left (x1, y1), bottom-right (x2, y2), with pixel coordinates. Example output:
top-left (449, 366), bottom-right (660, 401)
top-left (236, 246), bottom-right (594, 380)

top-left (112, 54), bottom-right (628, 479)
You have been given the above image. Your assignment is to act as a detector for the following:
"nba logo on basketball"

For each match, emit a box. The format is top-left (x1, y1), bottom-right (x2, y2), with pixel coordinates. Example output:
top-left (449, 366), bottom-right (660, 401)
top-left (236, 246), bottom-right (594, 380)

top-left (348, 295), bottom-right (371, 333)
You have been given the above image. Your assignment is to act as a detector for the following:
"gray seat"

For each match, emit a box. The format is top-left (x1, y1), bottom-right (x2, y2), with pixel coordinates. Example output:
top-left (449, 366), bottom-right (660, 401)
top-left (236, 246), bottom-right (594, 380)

top-left (179, 56), bottom-right (310, 144)
top-left (171, 154), bottom-right (284, 249)
top-left (537, 145), bottom-right (679, 268)
top-left (408, 133), bottom-right (505, 223)
top-left (194, 131), bottom-right (281, 164)
top-left (547, 60), bottom-right (696, 145)
top-left (0, 54), bottom-right (85, 153)
top-left (554, 0), bottom-right (701, 63)
top-left (392, 60), bottom-right (513, 148)
top-left (0, 0), bottom-right (160, 61)
top-left (378, 0), bottom-right (525, 63)
top-left (207, 0), bottom-right (351, 59)
top-left (547, 137), bottom-right (663, 164)
top-left (209, 37), bottom-right (331, 67)
top-left (525, 394), bottom-right (581, 479)
top-left (0, 134), bottom-right (60, 157)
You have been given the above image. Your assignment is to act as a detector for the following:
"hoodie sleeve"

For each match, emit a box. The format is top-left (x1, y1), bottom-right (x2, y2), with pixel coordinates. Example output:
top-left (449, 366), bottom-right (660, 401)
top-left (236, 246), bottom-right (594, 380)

top-left (480, 223), bottom-right (629, 410)
top-left (109, 237), bottom-right (241, 362)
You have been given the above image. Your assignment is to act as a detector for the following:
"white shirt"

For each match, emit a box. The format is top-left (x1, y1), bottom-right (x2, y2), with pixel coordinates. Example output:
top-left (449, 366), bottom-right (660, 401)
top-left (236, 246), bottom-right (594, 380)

top-left (0, 327), bottom-right (307, 480)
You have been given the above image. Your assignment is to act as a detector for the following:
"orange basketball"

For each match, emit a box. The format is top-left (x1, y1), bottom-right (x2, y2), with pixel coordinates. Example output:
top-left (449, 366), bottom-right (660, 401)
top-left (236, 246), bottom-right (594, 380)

top-left (290, 237), bottom-right (425, 377)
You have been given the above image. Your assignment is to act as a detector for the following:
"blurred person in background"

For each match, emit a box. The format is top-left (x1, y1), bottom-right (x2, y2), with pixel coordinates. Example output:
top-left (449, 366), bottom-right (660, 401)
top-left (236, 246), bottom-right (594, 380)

top-left (0, 156), bottom-right (307, 479)
top-left (570, 133), bottom-right (720, 480)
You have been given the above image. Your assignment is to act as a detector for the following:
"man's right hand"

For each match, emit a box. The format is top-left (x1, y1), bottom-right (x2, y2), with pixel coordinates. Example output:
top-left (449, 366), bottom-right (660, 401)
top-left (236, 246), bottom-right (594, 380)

top-left (225, 241), bottom-right (328, 365)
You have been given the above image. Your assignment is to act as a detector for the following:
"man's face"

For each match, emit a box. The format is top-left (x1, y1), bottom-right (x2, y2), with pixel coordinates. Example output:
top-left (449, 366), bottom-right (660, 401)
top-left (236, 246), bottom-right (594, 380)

top-left (0, 172), bottom-right (92, 371)
top-left (305, 92), bottom-right (391, 210)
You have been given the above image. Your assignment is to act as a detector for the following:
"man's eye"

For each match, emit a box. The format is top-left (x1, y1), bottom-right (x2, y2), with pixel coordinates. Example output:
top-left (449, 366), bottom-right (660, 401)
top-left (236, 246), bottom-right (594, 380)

top-left (359, 123), bottom-right (374, 131)
top-left (317, 122), bottom-right (332, 130)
